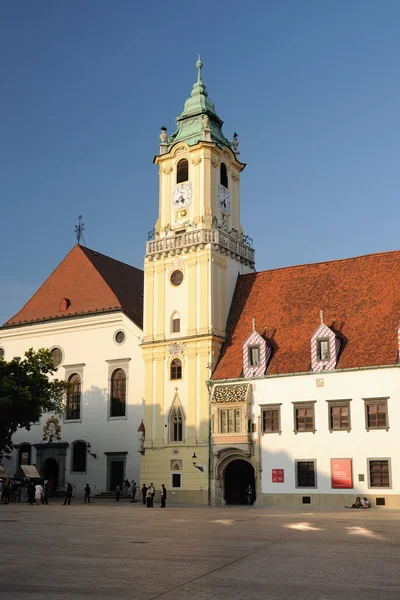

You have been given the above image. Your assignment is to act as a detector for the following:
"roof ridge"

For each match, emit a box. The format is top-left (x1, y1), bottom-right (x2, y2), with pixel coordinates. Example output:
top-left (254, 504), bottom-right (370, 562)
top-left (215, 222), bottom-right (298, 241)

top-left (80, 246), bottom-right (142, 273)
top-left (244, 248), bottom-right (400, 277)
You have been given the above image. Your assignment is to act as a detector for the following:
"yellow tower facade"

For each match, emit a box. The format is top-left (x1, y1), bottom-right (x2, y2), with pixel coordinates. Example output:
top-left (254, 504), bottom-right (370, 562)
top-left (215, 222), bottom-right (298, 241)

top-left (140, 59), bottom-right (255, 503)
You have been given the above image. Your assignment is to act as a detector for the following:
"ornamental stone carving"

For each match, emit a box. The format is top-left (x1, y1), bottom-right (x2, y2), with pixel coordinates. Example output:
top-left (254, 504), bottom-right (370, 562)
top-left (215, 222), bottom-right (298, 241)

top-left (166, 342), bottom-right (186, 358)
top-left (42, 416), bottom-right (62, 442)
top-left (167, 258), bottom-right (186, 275)
top-left (174, 146), bottom-right (190, 160)
top-left (211, 158), bottom-right (221, 168)
top-left (162, 166), bottom-right (173, 175)
top-left (191, 157), bottom-right (202, 166)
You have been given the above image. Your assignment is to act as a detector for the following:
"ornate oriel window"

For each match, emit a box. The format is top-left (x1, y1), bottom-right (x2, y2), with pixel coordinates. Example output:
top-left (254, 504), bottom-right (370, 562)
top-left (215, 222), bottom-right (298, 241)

top-left (220, 162), bottom-right (228, 188)
top-left (177, 159), bottom-right (189, 183)
top-left (170, 358), bottom-right (182, 380)
top-left (71, 441), bottom-right (87, 472)
top-left (66, 373), bottom-right (81, 420)
top-left (110, 369), bottom-right (127, 417)
top-left (220, 408), bottom-right (241, 433)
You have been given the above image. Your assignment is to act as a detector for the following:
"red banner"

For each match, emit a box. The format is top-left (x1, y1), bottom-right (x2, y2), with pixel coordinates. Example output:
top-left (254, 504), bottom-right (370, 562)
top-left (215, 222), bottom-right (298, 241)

top-left (331, 459), bottom-right (353, 489)
top-left (272, 469), bottom-right (284, 483)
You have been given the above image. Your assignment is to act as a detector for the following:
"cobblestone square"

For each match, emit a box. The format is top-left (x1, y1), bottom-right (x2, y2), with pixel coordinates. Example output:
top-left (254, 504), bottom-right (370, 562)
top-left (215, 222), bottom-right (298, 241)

top-left (1, 502), bottom-right (400, 600)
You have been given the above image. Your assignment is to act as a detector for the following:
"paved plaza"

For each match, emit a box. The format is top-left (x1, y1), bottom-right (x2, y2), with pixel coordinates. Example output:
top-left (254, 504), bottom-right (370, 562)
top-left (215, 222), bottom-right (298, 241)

top-left (1, 501), bottom-right (400, 600)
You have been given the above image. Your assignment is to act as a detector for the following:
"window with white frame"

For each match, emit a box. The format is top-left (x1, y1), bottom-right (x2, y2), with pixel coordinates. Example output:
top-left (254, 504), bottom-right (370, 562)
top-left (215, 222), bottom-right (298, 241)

top-left (317, 339), bottom-right (330, 361)
top-left (248, 346), bottom-right (260, 367)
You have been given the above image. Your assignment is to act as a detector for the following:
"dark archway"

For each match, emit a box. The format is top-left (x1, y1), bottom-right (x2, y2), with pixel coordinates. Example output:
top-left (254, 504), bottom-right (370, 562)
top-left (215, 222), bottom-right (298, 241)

top-left (43, 458), bottom-right (59, 491)
top-left (224, 459), bottom-right (255, 505)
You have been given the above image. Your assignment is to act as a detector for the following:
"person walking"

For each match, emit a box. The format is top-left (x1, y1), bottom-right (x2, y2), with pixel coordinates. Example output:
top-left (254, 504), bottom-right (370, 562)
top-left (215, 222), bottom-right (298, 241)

top-left (141, 484), bottom-right (147, 505)
top-left (130, 480), bottom-right (137, 503)
top-left (35, 483), bottom-right (43, 505)
top-left (115, 484), bottom-right (121, 502)
top-left (63, 483), bottom-right (73, 506)
top-left (246, 484), bottom-right (253, 507)
top-left (27, 480), bottom-right (35, 505)
top-left (160, 484), bottom-right (167, 508)
top-left (84, 483), bottom-right (91, 503)
top-left (42, 481), bottom-right (50, 505)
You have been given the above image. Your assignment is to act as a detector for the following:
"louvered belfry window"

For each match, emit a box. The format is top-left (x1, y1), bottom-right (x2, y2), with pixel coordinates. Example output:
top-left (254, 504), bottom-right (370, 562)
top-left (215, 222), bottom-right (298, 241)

top-left (177, 159), bottom-right (188, 183)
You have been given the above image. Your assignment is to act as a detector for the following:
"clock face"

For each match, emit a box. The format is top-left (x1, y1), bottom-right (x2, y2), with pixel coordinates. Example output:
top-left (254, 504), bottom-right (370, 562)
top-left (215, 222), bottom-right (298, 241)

top-left (172, 182), bottom-right (193, 208)
top-left (217, 185), bottom-right (231, 215)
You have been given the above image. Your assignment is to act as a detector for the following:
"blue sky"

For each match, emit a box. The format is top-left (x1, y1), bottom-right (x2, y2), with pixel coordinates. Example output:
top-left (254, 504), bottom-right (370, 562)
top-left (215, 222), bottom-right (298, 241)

top-left (1, 1), bottom-right (400, 325)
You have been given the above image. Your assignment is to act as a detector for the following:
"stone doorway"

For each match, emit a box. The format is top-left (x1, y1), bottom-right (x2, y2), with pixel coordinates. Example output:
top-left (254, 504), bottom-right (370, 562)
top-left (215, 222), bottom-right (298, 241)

top-left (224, 459), bottom-right (255, 505)
top-left (33, 442), bottom-right (69, 491)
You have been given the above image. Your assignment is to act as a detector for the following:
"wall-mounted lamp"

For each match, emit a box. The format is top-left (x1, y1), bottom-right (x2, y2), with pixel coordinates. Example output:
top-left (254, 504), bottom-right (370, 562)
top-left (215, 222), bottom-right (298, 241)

top-left (86, 443), bottom-right (97, 459)
top-left (192, 453), bottom-right (204, 473)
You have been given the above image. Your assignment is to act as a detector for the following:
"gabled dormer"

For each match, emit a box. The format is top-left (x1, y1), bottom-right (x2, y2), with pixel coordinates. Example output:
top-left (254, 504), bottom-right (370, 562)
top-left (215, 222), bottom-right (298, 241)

top-left (311, 312), bottom-right (341, 372)
top-left (243, 319), bottom-right (272, 377)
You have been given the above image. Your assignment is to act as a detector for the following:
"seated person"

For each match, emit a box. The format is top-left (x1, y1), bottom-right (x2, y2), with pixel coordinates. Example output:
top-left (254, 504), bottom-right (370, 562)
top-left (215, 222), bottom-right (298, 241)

top-left (360, 497), bottom-right (370, 509)
top-left (345, 496), bottom-right (362, 509)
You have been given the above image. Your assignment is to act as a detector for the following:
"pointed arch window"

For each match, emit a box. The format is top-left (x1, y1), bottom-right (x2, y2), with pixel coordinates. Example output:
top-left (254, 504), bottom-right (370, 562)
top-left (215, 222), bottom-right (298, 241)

top-left (220, 162), bottom-right (228, 188)
top-left (71, 441), bottom-right (87, 472)
top-left (177, 159), bottom-right (189, 183)
top-left (171, 312), bottom-right (180, 333)
top-left (170, 358), bottom-right (182, 380)
top-left (66, 374), bottom-right (81, 420)
top-left (110, 369), bottom-right (126, 417)
top-left (170, 407), bottom-right (184, 442)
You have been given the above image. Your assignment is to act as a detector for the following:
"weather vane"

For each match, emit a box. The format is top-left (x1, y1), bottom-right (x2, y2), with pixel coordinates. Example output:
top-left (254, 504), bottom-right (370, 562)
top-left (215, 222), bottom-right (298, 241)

top-left (74, 215), bottom-right (86, 246)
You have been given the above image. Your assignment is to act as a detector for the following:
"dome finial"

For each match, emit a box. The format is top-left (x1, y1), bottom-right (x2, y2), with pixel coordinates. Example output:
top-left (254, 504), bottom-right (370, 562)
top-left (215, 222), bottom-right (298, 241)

top-left (196, 55), bottom-right (203, 82)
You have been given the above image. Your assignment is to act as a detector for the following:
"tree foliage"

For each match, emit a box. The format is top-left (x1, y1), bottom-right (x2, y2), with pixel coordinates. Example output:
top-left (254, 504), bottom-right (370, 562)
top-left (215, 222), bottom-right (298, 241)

top-left (0, 348), bottom-right (69, 455)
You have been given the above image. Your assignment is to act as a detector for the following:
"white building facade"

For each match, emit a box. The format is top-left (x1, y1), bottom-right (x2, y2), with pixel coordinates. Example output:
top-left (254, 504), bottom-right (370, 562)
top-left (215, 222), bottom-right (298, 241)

top-left (1, 245), bottom-right (144, 495)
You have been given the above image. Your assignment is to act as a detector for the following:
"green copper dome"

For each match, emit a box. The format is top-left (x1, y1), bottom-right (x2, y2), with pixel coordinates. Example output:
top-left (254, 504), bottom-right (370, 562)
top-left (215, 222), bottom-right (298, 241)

top-left (166, 57), bottom-right (232, 151)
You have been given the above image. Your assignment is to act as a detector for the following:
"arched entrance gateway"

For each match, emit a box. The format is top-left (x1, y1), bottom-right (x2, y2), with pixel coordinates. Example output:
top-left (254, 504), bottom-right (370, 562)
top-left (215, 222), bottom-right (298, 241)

top-left (212, 450), bottom-right (259, 505)
top-left (224, 459), bottom-right (255, 504)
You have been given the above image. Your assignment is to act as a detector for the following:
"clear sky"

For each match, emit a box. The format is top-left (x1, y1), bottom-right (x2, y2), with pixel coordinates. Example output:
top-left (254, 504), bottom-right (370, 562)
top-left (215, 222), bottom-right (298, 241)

top-left (1, 1), bottom-right (400, 325)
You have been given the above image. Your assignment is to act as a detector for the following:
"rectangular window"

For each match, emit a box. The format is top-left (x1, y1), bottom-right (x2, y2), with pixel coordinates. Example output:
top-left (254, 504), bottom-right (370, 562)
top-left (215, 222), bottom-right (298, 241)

top-left (364, 398), bottom-right (389, 430)
top-left (296, 461), bottom-right (316, 488)
top-left (327, 400), bottom-right (351, 432)
top-left (368, 459), bottom-right (390, 488)
top-left (172, 318), bottom-right (180, 333)
top-left (317, 339), bottom-right (330, 361)
top-left (261, 404), bottom-right (281, 434)
top-left (172, 473), bottom-right (181, 488)
top-left (220, 409), bottom-right (241, 433)
top-left (293, 402), bottom-right (316, 433)
top-left (249, 346), bottom-right (260, 366)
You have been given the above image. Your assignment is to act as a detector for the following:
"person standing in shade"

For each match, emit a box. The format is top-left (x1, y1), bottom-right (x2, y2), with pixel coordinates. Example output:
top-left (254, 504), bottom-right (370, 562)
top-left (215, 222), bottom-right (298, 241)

top-left (35, 482), bottom-right (43, 505)
top-left (146, 486), bottom-right (152, 508)
top-left (27, 480), bottom-right (35, 505)
top-left (63, 483), bottom-right (73, 506)
top-left (42, 481), bottom-right (50, 505)
top-left (246, 484), bottom-right (253, 507)
top-left (84, 483), bottom-right (91, 503)
top-left (141, 484), bottom-right (147, 505)
top-left (149, 482), bottom-right (155, 507)
top-left (160, 484), bottom-right (167, 508)
top-left (115, 484), bottom-right (121, 502)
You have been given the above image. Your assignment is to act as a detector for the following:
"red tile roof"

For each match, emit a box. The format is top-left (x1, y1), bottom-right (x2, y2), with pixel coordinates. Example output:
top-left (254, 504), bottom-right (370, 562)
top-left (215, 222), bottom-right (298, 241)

top-left (3, 245), bottom-right (143, 329)
top-left (212, 250), bottom-right (400, 379)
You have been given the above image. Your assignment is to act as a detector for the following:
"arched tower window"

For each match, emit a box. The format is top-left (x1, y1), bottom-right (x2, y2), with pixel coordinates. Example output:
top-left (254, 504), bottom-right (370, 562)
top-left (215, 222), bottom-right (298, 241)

top-left (18, 443), bottom-right (32, 466)
top-left (71, 441), bottom-right (87, 472)
top-left (220, 162), bottom-right (228, 188)
top-left (170, 358), bottom-right (182, 380)
top-left (171, 312), bottom-right (180, 333)
top-left (177, 159), bottom-right (189, 183)
top-left (110, 368), bottom-right (126, 417)
top-left (170, 406), bottom-right (184, 442)
top-left (66, 374), bottom-right (81, 420)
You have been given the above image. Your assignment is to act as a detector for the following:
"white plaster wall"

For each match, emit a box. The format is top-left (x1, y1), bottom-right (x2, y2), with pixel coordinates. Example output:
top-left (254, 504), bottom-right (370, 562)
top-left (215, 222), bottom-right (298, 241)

top-left (0, 312), bottom-right (144, 494)
top-left (254, 368), bottom-right (400, 495)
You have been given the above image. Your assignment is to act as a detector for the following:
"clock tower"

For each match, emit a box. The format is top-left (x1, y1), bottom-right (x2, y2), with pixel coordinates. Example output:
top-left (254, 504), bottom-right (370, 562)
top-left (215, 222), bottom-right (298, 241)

top-left (140, 58), bottom-right (255, 503)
